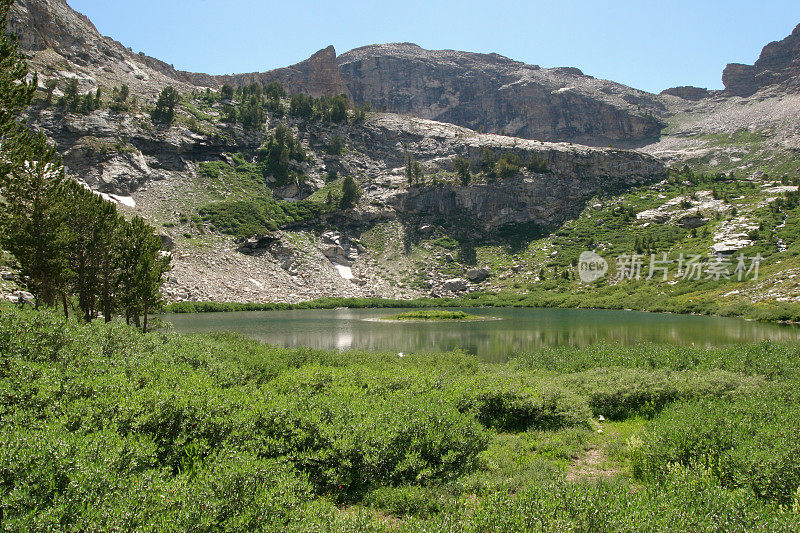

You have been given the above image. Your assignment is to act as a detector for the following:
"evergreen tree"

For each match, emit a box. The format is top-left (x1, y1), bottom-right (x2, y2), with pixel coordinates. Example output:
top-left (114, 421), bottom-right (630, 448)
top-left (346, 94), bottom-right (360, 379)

top-left (238, 94), bottom-right (265, 130)
top-left (526, 155), bottom-right (549, 174)
top-left (0, 133), bottom-right (70, 308)
top-left (328, 134), bottom-right (344, 155)
top-left (340, 176), bottom-right (362, 209)
top-left (494, 152), bottom-right (522, 179)
top-left (43, 79), bottom-right (58, 105)
top-left (259, 124), bottom-right (305, 186)
top-left (453, 157), bottom-right (471, 186)
top-left (62, 180), bottom-right (121, 321)
top-left (263, 82), bottom-right (285, 100)
top-left (151, 86), bottom-right (180, 124)
top-left (290, 94), bottom-right (314, 120)
top-left (60, 78), bottom-right (80, 111)
top-left (351, 102), bottom-right (370, 122)
top-left (111, 84), bottom-right (130, 112)
top-left (220, 84), bottom-right (234, 100)
top-left (81, 91), bottom-right (95, 113)
top-left (0, 1), bottom-right (70, 308)
top-left (0, 2), bottom-right (171, 324)
top-left (481, 148), bottom-right (497, 180)
top-left (412, 160), bottom-right (424, 185)
top-left (117, 216), bottom-right (171, 332)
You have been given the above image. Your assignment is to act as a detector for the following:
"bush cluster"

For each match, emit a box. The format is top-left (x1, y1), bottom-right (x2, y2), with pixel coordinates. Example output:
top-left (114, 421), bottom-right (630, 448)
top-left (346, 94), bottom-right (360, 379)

top-left (1, 307), bottom-right (799, 529)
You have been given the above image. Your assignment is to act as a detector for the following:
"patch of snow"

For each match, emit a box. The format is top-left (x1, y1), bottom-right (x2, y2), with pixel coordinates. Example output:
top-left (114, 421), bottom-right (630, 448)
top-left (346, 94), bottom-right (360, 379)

top-left (109, 194), bottom-right (136, 208)
top-left (334, 264), bottom-right (354, 280)
top-left (99, 192), bottom-right (136, 208)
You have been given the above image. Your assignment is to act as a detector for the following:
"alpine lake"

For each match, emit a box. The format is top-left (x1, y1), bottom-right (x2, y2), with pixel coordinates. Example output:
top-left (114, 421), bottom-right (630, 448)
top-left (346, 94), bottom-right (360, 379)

top-left (162, 307), bottom-right (800, 363)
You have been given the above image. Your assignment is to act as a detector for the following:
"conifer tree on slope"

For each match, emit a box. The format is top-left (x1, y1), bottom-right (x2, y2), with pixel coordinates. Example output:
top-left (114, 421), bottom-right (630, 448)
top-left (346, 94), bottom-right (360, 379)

top-left (0, 0), bottom-right (70, 308)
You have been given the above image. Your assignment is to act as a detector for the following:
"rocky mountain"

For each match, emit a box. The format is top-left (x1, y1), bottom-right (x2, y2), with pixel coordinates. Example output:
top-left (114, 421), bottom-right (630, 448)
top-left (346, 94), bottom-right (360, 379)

top-left (723, 23), bottom-right (800, 97)
top-left (7, 0), bottom-right (349, 98)
top-left (338, 43), bottom-right (666, 147)
top-left (144, 45), bottom-right (351, 99)
top-left (9, 0), bottom-right (668, 147)
top-left (5, 0), bottom-right (800, 306)
top-left (644, 23), bottom-right (800, 175)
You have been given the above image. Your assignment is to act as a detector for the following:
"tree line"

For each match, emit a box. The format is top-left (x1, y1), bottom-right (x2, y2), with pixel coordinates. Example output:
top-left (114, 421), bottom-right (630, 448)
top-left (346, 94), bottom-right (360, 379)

top-left (0, 0), bottom-right (170, 330)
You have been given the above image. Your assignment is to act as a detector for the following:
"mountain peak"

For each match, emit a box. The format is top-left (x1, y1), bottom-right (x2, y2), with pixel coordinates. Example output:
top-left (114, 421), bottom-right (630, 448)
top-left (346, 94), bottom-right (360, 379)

top-left (723, 22), bottom-right (800, 96)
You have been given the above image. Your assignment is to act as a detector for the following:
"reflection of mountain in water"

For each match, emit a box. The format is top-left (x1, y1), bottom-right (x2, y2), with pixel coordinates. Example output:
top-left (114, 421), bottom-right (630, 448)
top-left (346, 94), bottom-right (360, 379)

top-left (165, 308), bottom-right (800, 363)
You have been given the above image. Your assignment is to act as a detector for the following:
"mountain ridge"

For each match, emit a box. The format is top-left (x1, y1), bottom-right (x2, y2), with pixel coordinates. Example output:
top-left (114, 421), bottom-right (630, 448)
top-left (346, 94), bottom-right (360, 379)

top-left (4, 0), bottom-right (800, 308)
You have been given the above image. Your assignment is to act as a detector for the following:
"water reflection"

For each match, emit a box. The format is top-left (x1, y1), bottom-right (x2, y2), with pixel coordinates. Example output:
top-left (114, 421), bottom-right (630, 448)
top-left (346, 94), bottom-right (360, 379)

top-left (163, 307), bottom-right (800, 362)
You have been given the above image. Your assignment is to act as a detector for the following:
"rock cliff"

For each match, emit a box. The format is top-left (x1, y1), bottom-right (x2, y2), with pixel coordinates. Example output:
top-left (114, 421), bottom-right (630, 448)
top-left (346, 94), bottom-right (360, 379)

top-left (723, 23), bottom-right (800, 96)
top-left (147, 46), bottom-right (351, 98)
top-left (338, 43), bottom-right (666, 147)
top-left (7, 0), bottom-right (348, 98)
top-left (8, 1), bottom-right (667, 147)
top-left (659, 86), bottom-right (710, 101)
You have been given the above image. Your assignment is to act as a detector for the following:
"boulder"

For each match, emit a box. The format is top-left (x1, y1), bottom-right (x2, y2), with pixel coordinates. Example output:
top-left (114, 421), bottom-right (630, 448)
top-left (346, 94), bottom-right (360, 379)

top-left (466, 268), bottom-right (490, 283)
top-left (11, 290), bottom-right (35, 304)
top-left (676, 214), bottom-right (707, 229)
top-left (159, 234), bottom-right (175, 251)
top-left (442, 278), bottom-right (468, 292)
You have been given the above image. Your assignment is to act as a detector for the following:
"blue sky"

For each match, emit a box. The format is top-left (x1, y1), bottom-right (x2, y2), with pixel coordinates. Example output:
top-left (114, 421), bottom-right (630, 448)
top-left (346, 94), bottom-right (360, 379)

top-left (69, 0), bottom-right (800, 94)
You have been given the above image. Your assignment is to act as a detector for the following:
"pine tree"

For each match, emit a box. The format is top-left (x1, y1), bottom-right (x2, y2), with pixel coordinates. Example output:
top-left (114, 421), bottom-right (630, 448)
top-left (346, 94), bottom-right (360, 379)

top-left (412, 161), bottom-right (423, 185)
top-left (111, 85), bottom-right (130, 112)
top-left (453, 157), bottom-right (471, 186)
top-left (0, 0), bottom-right (37, 164)
top-left (62, 180), bottom-right (121, 321)
top-left (61, 78), bottom-right (80, 111)
top-left (340, 176), bottom-right (361, 209)
top-left (117, 216), bottom-right (171, 331)
top-left (481, 148), bottom-right (497, 180)
top-left (43, 79), bottom-right (58, 105)
top-left (220, 84), bottom-right (234, 100)
top-left (0, 1), bottom-right (70, 308)
top-left (1, 3), bottom-right (170, 323)
top-left (0, 133), bottom-right (70, 308)
top-left (151, 86), bottom-right (180, 124)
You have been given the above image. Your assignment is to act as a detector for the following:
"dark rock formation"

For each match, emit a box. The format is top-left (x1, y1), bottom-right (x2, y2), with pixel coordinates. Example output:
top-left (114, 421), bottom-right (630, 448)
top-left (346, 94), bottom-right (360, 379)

top-left (660, 86), bottom-right (710, 100)
top-left (338, 43), bottom-right (666, 147)
top-left (723, 23), bottom-right (800, 96)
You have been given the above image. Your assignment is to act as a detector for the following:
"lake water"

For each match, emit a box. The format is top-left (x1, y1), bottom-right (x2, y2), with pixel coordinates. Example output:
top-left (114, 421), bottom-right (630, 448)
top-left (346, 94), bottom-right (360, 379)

top-left (162, 307), bottom-right (800, 362)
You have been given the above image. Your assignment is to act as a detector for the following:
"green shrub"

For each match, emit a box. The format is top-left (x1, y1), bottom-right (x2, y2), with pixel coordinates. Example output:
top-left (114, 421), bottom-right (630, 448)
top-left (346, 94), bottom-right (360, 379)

top-left (454, 378), bottom-right (590, 432)
top-left (198, 195), bottom-right (330, 238)
top-left (426, 466), bottom-right (797, 532)
top-left (632, 394), bottom-right (800, 504)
